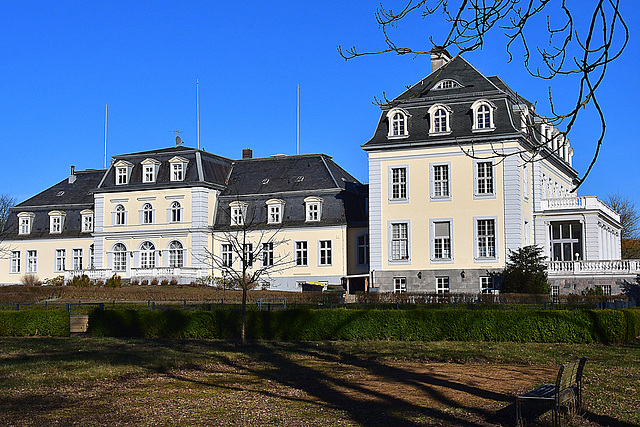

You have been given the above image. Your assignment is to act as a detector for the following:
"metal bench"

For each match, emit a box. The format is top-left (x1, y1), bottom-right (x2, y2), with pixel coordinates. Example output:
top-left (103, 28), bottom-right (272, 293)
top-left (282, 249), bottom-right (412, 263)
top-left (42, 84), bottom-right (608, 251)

top-left (516, 357), bottom-right (587, 426)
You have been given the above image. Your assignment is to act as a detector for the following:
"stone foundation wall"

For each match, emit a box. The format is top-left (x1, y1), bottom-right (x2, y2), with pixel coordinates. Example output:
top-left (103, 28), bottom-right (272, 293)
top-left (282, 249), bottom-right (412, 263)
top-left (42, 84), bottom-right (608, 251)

top-left (373, 268), bottom-right (503, 294)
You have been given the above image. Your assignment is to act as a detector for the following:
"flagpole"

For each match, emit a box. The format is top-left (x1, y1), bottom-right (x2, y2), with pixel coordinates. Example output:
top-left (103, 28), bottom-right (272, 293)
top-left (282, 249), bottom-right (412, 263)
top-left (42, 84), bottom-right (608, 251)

top-left (104, 103), bottom-right (108, 169)
top-left (196, 79), bottom-right (200, 150)
top-left (296, 84), bottom-right (299, 155)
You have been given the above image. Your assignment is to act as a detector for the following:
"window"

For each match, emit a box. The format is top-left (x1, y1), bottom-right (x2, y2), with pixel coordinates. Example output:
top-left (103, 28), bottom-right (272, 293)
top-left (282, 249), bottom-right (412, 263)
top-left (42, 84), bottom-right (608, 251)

top-left (431, 163), bottom-right (450, 199)
top-left (436, 277), bottom-right (450, 294)
top-left (550, 222), bottom-right (582, 261)
top-left (480, 276), bottom-right (495, 294)
top-left (49, 211), bottom-right (65, 234)
top-left (393, 277), bottom-right (407, 293)
top-left (27, 250), bottom-right (37, 273)
top-left (140, 241), bottom-right (155, 269)
top-left (356, 233), bottom-right (369, 266)
top-left (433, 79), bottom-right (462, 90)
top-left (142, 203), bottom-right (153, 224)
top-left (550, 285), bottom-right (560, 303)
top-left (304, 197), bottom-right (323, 222)
top-left (115, 204), bottom-right (126, 225)
top-left (476, 219), bottom-right (496, 260)
top-left (386, 108), bottom-right (410, 138)
top-left (222, 244), bottom-right (233, 267)
top-left (597, 285), bottom-right (612, 296)
top-left (471, 100), bottom-right (496, 131)
top-left (81, 210), bottom-right (94, 233)
top-left (141, 158), bottom-right (160, 183)
top-left (432, 221), bottom-right (452, 261)
top-left (243, 243), bottom-right (254, 267)
top-left (262, 242), bottom-right (274, 267)
top-left (72, 249), bottom-right (83, 270)
top-left (114, 160), bottom-right (133, 185)
top-left (229, 201), bottom-right (247, 226)
top-left (295, 241), bottom-right (308, 266)
top-left (10, 251), bottom-right (20, 273)
top-left (319, 240), bottom-right (332, 266)
top-left (168, 156), bottom-right (188, 182)
top-left (113, 243), bottom-right (127, 272)
top-left (391, 222), bottom-right (409, 261)
top-left (475, 161), bottom-right (494, 196)
top-left (390, 167), bottom-right (407, 200)
top-left (266, 199), bottom-right (285, 224)
top-left (18, 213), bottom-right (34, 235)
top-left (428, 104), bottom-right (452, 135)
top-left (524, 220), bottom-right (530, 247)
top-left (522, 164), bottom-right (529, 200)
top-left (89, 244), bottom-right (95, 269)
top-left (55, 249), bottom-right (66, 272)
top-left (171, 201), bottom-right (182, 223)
top-left (168, 241), bottom-right (184, 268)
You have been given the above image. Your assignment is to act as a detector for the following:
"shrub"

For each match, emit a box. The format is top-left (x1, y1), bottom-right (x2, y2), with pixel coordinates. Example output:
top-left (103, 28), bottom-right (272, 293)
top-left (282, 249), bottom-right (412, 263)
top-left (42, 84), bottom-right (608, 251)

top-left (69, 275), bottom-right (91, 287)
top-left (161, 279), bottom-right (169, 286)
top-left (45, 275), bottom-right (66, 286)
top-left (21, 274), bottom-right (41, 286)
top-left (0, 309), bottom-right (69, 336)
top-left (141, 279), bottom-right (149, 286)
top-left (195, 275), bottom-right (214, 287)
top-left (96, 280), bottom-right (104, 287)
top-left (105, 274), bottom-right (122, 288)
top-left (169, 278), bottom-right (178, 286)
top-left (151, 278), bottom-right (159, 286)
top-left (131, 280), bottom-right (140, 286)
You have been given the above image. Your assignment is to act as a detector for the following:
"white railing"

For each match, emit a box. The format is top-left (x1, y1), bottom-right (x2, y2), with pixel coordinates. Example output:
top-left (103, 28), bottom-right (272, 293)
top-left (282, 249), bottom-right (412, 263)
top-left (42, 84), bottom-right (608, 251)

top-left (547, 259), bottom-right (640, 275)
top-left (540, 196), bottom-right (620, 222)
top-left (64, 268), bottom-right (112, 281)
top-left (130, 267), bottom-right (203, 279)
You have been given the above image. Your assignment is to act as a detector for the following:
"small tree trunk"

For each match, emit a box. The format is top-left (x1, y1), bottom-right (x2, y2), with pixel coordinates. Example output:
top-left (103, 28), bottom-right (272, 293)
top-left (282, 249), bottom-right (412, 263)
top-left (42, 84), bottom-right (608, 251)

top-left (241, 285), bottom-right (247, 345)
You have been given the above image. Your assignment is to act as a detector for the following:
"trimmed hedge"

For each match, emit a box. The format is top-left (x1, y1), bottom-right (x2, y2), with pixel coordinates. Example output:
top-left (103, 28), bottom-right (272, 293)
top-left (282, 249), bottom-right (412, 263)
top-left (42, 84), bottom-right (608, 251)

top-left (88, 308), bottom-right (640, 343)
top-left (0, 309), bottom-right (70, 336)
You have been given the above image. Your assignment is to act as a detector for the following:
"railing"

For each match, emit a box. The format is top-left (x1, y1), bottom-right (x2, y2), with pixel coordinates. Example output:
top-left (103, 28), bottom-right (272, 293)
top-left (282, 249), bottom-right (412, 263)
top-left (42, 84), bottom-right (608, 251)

top-left (547, 259), bottom-right (640, 275)
top-left (540, 196), bottom-right (620, 221)
top-left (64, 268), bottom-right (112, 281)
top-left (130, 267), bottom-right (203, 279)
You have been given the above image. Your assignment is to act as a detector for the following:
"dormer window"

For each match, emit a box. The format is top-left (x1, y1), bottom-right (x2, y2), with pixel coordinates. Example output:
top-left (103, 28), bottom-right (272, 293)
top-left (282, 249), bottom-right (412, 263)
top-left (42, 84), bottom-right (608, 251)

top-left (48, 210), bottom-right (66, 234)
top-left (304, 196), bottom-right (323, 222)
top-left (81, 209), bottom-right (94, 233)
top-left (230, 201), bottom-right (248, 226)
top-left (114, 160), bottom-right (133, 185)
top-left (471, 100), bottom-right (496, 132)
top-left (17, 212), bottom-right (35, 235)
top-left (141, 158), bottom-right (161, 183)
top-left (386, 108), bottom-right (410, 138)
top-left (433, 79), bottom-right (462, 90)
top-left (428, 104), bottom-right (452, 135)
top-left (169, 156), bottom-right (189, 182)
top-left (266, 199), bottom-right (285, 224)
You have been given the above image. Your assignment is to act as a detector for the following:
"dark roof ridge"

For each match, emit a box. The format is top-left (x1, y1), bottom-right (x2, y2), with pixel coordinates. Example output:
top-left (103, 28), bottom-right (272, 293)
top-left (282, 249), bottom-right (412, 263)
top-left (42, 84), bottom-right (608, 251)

top-left (237, 153), bottom-right (333, 162)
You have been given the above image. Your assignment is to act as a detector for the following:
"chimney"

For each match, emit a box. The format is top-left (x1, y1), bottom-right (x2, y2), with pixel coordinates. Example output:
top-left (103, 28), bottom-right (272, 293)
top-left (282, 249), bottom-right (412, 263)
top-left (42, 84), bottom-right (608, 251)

top-left (430, 47), bottom-right (452, 73)
top-left (68, 165), bottom-right (77, 184)
top-left (242, 148), bottom-right (253, 159)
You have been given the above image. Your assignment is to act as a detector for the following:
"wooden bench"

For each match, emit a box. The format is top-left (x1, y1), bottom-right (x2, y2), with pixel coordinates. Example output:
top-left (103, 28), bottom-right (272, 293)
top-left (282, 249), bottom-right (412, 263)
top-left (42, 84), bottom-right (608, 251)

top-left (516, 357), bottom-right (587, 426)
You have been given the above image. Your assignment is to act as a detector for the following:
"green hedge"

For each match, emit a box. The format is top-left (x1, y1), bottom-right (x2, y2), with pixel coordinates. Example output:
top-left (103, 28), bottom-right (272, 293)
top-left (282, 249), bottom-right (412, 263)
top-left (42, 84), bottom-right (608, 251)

top-left (0, 309), bottom-right (69, 336)
top-left (88, 308), bottom-right (640, 343)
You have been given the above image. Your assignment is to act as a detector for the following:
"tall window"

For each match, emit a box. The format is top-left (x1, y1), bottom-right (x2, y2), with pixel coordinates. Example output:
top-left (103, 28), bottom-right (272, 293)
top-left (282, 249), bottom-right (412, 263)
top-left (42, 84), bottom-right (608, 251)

top-left (391, 167), bottom-right (407, 200)
top-left (434, 108), bottom-right (447, 133)
top-left (305, 201), bottom-right (321, 222)
top-left (115, 204), bottom-right (126, 225)
top-left (393, 277), bottom-right (407, 293)
top-left (171, 201), bottom-right (182, 223)
top-left (72, 249), bottom-right (83, 270)
top-left (262, 242), bottom-right (274, 267)
top-left (19, 216), bottom-right (32, 235)
top-left (476, 105), bottom-right (491, 129)
top-left (295, 241), bottom-right (308, 266)
top-left (89, 244), bottom-right (95, 269)
top-left (356, 233), bottom-right (369, 266)
top-left (142, 203), bottom-right (153, 224)
top-left (10, 251), bottom-right (20, 273)
top-left (268, 204), bottom-right (282, 224)
top-left (391, 223), bottom-right (409, 261)
top-left (50, 215), bottom-right (63, 234)
top-left (222, 244), bottom-right (233, 267)
top-left (433, 221), bottom-right (451, 260)
top-left (436, 277), bottom-right (450, 294)
top-left (27, 250), bottom-right (37, 273)
top-left (168, 241), bottom-right (184, 268)
top-left (230, 205), bottom-right (245, 226)
top-left (172, 163), bottom-right (184, 181)
top-left (432, 164), bottom-right (450, 198)
top-left (140, 241), bottom-right (155, 269)
top-left (116, 167), bottom-right (128, 185)
top-left (477, 219), bottom-right (496, 259)
top-left (429, 104), bottom-right (452, 135)
top-left (319, 240), bottom-right (332, 266)
top-left (55, 249), bottom-right (66, 272)
top-left (82, 212), bottom-right (93, 232)
top-left (113, 243), bottom-right (127, 272)
top-left (550, 222), bottom-right (582, 261)
top-left (475, 162), bottom-right (494, 196)
top-left (143, 165), bottom-right (155, 183)
top-left (243, 243), bottom-right (254, 267)
top-left (387, 109), bottom-right (409, 138)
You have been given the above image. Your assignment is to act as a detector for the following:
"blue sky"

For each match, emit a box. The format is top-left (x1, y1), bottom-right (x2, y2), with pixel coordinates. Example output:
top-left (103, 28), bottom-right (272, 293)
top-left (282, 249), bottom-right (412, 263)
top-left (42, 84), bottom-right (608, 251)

top-left (1, 1), bottom-right (638, 208)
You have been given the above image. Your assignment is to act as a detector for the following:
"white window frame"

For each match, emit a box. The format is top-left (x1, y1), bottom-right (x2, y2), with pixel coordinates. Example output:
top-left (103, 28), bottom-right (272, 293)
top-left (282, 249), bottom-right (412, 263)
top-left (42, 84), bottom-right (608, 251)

top-left (436, 276), bottom-right (450, 294)
top-left (139, 241), bottom-right (156, 269)
top-left (27, 250), bottom-right (37, 273)
top-left (295, 241), bottom-right (308, 266)
top-left (266, 199), bottom-right (285, 225)
top-left (319, 240), bottom-right (332, 266)
top-left (243, 243), bottom-right (254, 268)
top-left (304, 197), bottom-right (323, 222)
top-left (388, 166), bottom-right (408, 202)
top-left (262, 242), bottom-right (274, 267)
top-left (230, 203), bottom-right (247, 226)
top-left (141, 158), bottom-right (160, 184)
top-left (474, 160), bottom-right (496, 198)
top-left (428, 104), bottom-right (452, 136)
top-left (10, 251), bottom-right (20, 274)
top-left (471, 99), bottom-right (496, 132)
top-left (433, 79), bottom-right (462, 90)
top-left (72, 248), bottom-right (83, 270)
top-left (393, 277), bottom-right (407, 293)
top-left (114, 204), bottom-right (126, 226)
top-left (389, 221), bottom-right (410, 263)
top-left (55, 249), bottom-right (66, 272)
top-left (170, 201), bottom-right (183, 223)
top-left (168, 156), bottom-right (189, 182)
top-left (480, 276), bottom-right (496, 294)
top-left (522, 163), bottom-right (529, 201)
top-left (81, 210), bottom-right (94, 233)
top-left (168, 240), bottom-right (184, 268)
top-left (355, 232), bottom-right (369, 267)
top-left (114, 160), bottom-right (133, 185)
top-left (430, 219), bottom-right (453, 263)
top-left (386, 108), bottom-right (410, 139)
top-left (474, 217), bottom-right (498, 262)
top-left (112, 243), bottom-right (127, 272)
top-left (18, 212), bottom-right (35, 235)
top-left (430, 162), bottom-right (451, 201)
top-left (142, 203), bottom-right (154, 224)
top-left (49, 211), bottom-right (66, 234)
top-left (221, 243), bottom-right (233, 267)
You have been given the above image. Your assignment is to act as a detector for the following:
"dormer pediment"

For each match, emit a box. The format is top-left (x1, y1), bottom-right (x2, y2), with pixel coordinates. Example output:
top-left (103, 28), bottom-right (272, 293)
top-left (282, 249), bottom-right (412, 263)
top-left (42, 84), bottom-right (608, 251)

top-left (141, 158), bottom-right (161, 165)
top-left (114, 160), bottom-right (134, 168)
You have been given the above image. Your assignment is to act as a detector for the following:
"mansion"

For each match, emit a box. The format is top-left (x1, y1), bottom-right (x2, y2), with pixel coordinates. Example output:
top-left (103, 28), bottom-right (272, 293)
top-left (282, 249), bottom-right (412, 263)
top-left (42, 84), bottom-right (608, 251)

top-left (0, 52), bottom-right (633, 295)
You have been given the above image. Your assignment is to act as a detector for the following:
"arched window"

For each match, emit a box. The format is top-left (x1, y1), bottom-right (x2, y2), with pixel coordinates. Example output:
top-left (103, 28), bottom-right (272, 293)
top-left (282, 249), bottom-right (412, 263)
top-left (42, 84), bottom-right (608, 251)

top-left (386, 108), bottom-right (410, 138)
top-left (140, 241), bottom-right (155, 269)
top-left (142, 203), bottom-right (153, 224)
top-left (171, 201), bottom-right (181, 223)
top-left (471, 100), bottom-right (496, 131)
top-left (168, 241), bottom-right (184, 268)
top-left (428, 104), bottom-right (452, 135)
top-left (434, 109), bottom-right (447, 133)
top-left (113, 243), bottom-right (127, 271)
top-left (115, 205), bottom-right (126, 225)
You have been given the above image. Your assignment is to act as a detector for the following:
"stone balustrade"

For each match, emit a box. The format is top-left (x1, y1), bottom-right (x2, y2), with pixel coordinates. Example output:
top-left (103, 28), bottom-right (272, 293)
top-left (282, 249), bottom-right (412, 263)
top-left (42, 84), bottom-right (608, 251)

top-left (547, 259), bottom-right (640, 276)
top-left (540, 196), bottom-right (620, 222)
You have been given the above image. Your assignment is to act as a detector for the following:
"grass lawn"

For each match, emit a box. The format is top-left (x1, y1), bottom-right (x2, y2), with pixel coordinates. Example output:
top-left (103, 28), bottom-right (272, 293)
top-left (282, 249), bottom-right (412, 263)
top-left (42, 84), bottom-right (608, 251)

top-left (0, 338), bottom-right (638, 426)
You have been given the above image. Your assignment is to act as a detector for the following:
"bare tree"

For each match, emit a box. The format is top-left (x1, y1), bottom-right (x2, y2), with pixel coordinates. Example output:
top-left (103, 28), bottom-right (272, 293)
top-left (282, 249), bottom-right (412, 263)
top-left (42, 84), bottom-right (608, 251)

top-left (0, 194), bottom-right (16, 233)
top-left (203, 205), bottom-right (293, 344)
top-left (605, 193), bottom-right (639, 259)
top-left (339, 0), bottom-right (628, 189)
